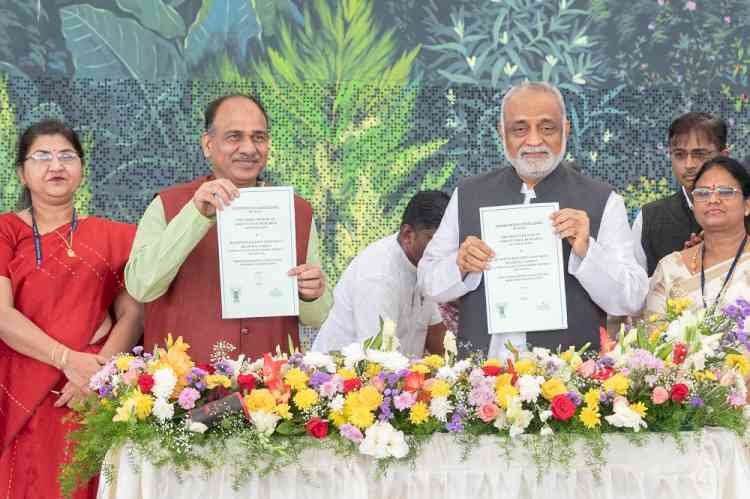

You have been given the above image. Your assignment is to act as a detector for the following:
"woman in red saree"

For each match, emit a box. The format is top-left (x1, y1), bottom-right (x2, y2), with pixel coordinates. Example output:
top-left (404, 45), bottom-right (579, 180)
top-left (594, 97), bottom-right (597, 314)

top-left (0, 120), bottom-right (142, 498)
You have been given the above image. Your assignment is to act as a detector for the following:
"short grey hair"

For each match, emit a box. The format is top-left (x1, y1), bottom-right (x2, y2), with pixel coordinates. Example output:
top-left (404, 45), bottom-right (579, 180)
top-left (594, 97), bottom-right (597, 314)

top-left (499, 81), bottom-right (567, 133)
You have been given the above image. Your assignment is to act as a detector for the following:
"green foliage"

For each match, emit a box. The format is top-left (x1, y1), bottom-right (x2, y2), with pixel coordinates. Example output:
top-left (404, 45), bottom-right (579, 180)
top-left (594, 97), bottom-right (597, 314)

top-left (184, 0), bottom-right (261, 68)
top-left (60, 5), bottom-right (187, 80)
top-left (620, 176), bottom-right (674, 220)
top-left (74, 130), bottom-right (95, 216)
top-left (424, 0), bottom-right (606, 90)
top-left (0, 77), bottom-right (19, 212)
top-left (592, 0), bottom-right (750, 95)
top-left (207, 0), bottom-right (451, 284)
top-left (116, 0), bottom-right (187, 39)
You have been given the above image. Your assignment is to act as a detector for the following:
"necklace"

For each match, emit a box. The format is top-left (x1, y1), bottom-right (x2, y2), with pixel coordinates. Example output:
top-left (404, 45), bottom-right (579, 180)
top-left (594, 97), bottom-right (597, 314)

top-left (30, 206), bottom-right (78, 267)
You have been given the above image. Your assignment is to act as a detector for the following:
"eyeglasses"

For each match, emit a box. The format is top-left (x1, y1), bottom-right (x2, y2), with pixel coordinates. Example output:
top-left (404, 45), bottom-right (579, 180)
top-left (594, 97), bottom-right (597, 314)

top-left (670, 149), bottom-right (716, 163)
top-left (692, 186), bottom-right (742, 202)
top-left (25, 150), bottom-right (80, 165)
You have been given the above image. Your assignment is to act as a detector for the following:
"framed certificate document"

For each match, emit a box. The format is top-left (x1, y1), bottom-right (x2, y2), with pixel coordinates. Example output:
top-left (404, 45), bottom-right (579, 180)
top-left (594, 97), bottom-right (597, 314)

top-left (216, 186), bottom-right (298, 319)
top-left (479, 203), bottom-right (567, 335)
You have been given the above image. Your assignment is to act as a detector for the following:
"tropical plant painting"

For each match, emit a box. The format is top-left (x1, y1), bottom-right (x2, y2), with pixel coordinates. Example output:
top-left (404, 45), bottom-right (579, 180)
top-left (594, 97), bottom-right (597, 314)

top-left (0, 0), bottom-right (750, 285)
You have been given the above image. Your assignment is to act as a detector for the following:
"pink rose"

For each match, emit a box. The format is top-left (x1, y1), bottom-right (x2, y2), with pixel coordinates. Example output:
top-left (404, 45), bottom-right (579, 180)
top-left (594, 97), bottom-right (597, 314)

top-left (122, 369), bottom-right (138, 386)
top-left (651, 386), bottom-right (669, 405)
top-left (577, 359), bottom-right (596, 378)
top-left (478, 403), bottom-right (500, 423)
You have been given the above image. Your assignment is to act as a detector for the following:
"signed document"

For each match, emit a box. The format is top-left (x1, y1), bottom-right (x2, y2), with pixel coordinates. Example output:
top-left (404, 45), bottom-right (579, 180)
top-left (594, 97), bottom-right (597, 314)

top-left (217, 186), bottom-right (298, 319)
top-left (479, 203), bottom-right (567, 335)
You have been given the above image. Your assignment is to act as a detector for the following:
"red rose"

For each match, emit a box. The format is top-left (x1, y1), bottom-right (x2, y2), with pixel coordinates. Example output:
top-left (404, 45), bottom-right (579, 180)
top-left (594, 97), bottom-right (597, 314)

top-left (237, 374), bottom-right (256, 392)
top-left (672, 343), bottom-right (688, 365)
top-left (591, 367), bottom-right (614, 381)
top-left (196, 363), bottom-right (215, 375)
top-left (670, 383), bottom-right (689, 402)
top-left (305, 417), bottom-right (329, 439)
top-left (343, 378), bottom-right (362, 393)
top-left (138, 374), bottom-right (154, 393)
top-left (482, 365), bottom-right (502, 377)
top-left (551, 394), bottom-right (576, 421)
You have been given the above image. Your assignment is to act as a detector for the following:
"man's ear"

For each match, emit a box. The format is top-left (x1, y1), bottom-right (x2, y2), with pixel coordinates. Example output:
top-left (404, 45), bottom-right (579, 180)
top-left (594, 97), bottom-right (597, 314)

top-left (16, 166), bottom-right (25, 186)
top-left (201, 132), bottom-right (212, 159)
top-left (564, 118), bottom-right (571, 138)
top-left (399, 224), bottom-right (415, 243)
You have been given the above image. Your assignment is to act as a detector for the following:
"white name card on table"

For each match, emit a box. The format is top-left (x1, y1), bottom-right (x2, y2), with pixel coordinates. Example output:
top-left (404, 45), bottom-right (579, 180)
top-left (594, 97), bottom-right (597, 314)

top-left (216, 186), bottom-right (298, 319)
top-left (480, 202), bottom-right (567, 335)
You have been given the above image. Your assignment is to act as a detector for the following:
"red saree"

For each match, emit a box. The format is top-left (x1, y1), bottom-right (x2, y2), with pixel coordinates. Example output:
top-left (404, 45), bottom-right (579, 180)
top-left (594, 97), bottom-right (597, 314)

top-left (0, 213), bottom-right (136, 499)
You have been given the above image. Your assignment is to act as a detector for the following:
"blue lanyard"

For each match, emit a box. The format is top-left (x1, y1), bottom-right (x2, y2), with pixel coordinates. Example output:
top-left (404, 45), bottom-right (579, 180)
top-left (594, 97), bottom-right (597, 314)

top-left (30, 206), bottom-right (78, 268)
top-left (700, 233), bottom-right (747, 309)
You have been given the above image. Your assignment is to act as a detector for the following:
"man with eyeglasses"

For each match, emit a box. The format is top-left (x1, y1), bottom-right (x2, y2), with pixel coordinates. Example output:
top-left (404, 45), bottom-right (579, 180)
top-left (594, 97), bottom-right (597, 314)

top-left (632, 112), bottom-right (728, 276)
top-left (125, 94), bottom-right (332, 363)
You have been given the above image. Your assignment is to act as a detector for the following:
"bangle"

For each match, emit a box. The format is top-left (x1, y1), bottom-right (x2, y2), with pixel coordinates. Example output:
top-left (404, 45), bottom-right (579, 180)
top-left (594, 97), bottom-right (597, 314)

top-left (60, 348), bottom-right (70, 369)
top-left (50, 343), bottom-right (60, 369)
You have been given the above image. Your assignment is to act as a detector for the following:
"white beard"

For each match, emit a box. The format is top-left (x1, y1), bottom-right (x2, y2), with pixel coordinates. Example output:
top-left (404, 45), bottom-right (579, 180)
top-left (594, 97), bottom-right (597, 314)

top-left (505, 137), bottom-right (566, 180)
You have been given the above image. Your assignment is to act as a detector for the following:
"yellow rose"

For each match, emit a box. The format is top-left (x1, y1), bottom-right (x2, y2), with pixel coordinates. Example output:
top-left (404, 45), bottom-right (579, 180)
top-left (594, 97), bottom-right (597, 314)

top-left (357, 386), bottom-right (383, 412)
top-left (113, 397), bottom-right (136, 423)
top-left (495, 373), bottom-right (514, 388)
top-left (495, 384), bottom-right (519, 409)
top-left (514, 359), bottom-right (535, 375)
top-left (560, 349), bottom-right (574, 363)
top-left (603, 374), bottom-right (630, 396)
top-left (244, 389), bottom-right (276, 413)
top-left (206, 374), bottom-right (231, 390)
top-left (541, 378), bottom-right (567, 401)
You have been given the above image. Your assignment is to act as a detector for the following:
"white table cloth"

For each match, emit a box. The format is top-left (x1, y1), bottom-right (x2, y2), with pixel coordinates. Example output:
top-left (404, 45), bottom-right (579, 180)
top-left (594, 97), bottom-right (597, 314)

top-left (98, 428), bottom-right (750, 499)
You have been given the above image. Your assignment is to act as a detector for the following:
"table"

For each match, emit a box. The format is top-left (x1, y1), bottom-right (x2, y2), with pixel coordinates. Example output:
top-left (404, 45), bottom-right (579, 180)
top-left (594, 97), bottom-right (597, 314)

top-left (97, 428), bottom-right (750, 499)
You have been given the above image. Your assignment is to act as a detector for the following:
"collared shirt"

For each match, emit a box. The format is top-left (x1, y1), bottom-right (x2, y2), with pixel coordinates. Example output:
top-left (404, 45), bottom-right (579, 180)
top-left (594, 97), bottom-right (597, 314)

top-left (312, 233), bottom-right (442, 358)
top-left (417, 183), bottom-right (648, 359)
top-left (631, 186), bottom-right (692, 271)
top-left (125, 196), bottom-right (332, 327)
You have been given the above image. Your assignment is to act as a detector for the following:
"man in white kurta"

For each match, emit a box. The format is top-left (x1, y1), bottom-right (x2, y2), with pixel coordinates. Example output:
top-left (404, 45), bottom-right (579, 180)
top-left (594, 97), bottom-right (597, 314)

top-left (313, 191), bottom-right (449, 358)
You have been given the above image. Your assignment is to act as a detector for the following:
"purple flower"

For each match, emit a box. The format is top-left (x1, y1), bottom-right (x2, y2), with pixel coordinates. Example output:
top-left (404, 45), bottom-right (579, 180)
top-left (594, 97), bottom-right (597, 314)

top-left (309, 371), bottom-right (332, 388)
top-left (213, 360), bottom-right (234, 377)
top-left (178, 387), bottom-right (201, 410)
top-left (386, 372), bottom-right (403, 386)
top-left (132, 346), bottom-right (144, 355)
top-left (195, 381), bottom-right (207, 392)
top-left (378, 397), bottom-right (394, 421)
top-left (688, 396), bottom-right (704, 408)
top-left (567, 391), bottom-right (582, 406)
top-left (286, 352), bottom-right (305, 368)
top-left (597, 356), bottom-right (615, 369)
top-left (98, 384), bottom-right (113, 398)
top-left (446, 412), bottom-right (464, 432)
top-left (340, 424), bottom-right (364, 443)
